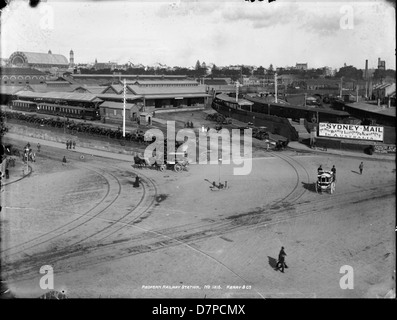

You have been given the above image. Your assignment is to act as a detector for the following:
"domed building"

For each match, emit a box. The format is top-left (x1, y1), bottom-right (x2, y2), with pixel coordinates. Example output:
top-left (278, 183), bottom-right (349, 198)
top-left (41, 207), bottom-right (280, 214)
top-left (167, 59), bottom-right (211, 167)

top-left (8, 50), bottom-right (70, 72)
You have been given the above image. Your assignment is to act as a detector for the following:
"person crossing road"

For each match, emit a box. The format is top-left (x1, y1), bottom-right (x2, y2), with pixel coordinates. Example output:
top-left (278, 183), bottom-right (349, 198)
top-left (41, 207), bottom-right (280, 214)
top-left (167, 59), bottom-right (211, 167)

top-left (276, 246), bottom-right (288, 273)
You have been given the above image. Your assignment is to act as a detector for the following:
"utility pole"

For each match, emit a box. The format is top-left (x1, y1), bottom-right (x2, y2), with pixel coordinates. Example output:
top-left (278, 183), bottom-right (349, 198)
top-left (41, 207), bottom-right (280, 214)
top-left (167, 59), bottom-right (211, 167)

top-left (123, 78), bottom-right (126, 137)
top-left (274, 73), bottom-right (278, 103)
top-left (340, 76), bottom-right (343, 98)
top-left (235, 80), bottom-right (240, 102)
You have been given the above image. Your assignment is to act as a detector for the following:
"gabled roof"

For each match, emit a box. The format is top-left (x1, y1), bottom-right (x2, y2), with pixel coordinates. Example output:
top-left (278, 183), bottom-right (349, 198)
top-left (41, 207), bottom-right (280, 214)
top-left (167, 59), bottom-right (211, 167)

top-left (73, 85), bottom-right (107, 94)
top-left (128, 84), bottom-right (207, 95)
top-left (373, 83), bottom-right (393, 90)
top-left (15, 91), bottom-right (102, 103)
top-left (216, 94), bottom-right (253, 106)
top-left (26, 84), bottom-right (79, 93)
top-left (125, 80), bottom-right (199, 86)
top-left (0, 85), bottom-right (25, 95)
top-left (96, 93), bottom-right (143, 101)
top-left (345, 102), bottom-right (396, 117)
top-left (99, 101), bottom-right (141, 110)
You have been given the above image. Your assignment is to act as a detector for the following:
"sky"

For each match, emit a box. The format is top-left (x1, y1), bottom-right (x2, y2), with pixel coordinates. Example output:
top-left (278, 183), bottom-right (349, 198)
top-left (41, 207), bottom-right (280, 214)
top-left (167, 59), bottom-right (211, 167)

top-left (0, 0), bottom-right (395, 70)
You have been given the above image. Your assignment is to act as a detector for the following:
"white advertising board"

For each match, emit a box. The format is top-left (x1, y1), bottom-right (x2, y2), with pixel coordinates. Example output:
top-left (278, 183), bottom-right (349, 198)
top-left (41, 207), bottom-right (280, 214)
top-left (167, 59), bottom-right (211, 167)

top-left (318, 123), bottom-right (384, 142)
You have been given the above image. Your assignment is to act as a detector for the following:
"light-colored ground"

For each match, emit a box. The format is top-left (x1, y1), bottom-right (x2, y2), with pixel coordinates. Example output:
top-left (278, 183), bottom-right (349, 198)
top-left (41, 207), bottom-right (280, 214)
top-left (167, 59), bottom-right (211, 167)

top-left (1, 137), bottom-right (395, 299)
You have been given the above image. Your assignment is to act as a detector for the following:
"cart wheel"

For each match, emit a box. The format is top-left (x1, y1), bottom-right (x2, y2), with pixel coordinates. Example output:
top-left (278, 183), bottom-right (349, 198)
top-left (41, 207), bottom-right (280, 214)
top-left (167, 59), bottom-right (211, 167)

top-left (159, 164), bottom-right (166, 172)
top-left (315, 183), bottom-right (318, 193)
top-left (174, 163), bottom-right (182, 172)
top-left (330, 182), bottom-right (335, 194)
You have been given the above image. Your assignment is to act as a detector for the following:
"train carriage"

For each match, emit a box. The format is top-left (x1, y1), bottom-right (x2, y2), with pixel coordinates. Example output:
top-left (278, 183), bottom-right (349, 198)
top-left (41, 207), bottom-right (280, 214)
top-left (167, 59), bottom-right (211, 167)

top-left (36, 103), bottom-right (99, 120)
top-left (11, 100), bottom-right (38, 112)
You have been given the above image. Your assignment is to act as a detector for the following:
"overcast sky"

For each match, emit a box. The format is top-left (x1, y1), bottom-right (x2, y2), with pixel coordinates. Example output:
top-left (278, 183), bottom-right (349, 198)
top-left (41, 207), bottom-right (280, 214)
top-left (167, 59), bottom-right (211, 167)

top-left (1, 0), bottom-right (395, 70)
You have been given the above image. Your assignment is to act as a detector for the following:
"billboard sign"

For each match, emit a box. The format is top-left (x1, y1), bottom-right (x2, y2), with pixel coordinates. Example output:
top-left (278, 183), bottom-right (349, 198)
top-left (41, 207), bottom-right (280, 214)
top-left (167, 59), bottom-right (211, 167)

top-left (318, 123), bottom-right (384, 142)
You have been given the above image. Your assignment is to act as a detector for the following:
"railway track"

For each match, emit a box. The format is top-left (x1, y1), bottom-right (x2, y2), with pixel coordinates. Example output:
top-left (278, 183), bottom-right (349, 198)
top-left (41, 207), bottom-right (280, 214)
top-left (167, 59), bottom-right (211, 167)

top-left (2, 136), bottom-right (395, 298)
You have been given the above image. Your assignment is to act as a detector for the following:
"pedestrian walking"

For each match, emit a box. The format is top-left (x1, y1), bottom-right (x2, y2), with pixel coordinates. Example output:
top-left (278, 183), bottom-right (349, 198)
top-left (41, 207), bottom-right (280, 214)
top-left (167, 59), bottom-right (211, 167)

top-left (331, 165), bottom-right (336, 181)
top-left (66, 140), bottom-right (69, 149)
top-left (62, 156), bottom-right (67, 164)
top-left (37, 143), bottom-right (41, 153)
top-left (359, 162), bottom-right (364, 175)
top-left (276, 246), bottom-right (288, 273)
top-left (133, 175), bottom-right (140, 188)
top-left (72, 140), bottom-right (76, 149)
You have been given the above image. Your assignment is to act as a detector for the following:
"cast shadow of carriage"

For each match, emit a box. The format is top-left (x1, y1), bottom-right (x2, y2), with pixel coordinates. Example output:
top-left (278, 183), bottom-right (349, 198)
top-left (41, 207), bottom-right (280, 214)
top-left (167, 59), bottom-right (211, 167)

top-left (301, 181), bottom-right (317, 193)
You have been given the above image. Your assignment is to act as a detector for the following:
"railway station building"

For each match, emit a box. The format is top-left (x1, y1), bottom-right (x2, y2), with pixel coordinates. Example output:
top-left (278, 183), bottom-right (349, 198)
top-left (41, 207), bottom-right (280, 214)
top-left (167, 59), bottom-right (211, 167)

top-left (0, 67), bottom-right (46, 86)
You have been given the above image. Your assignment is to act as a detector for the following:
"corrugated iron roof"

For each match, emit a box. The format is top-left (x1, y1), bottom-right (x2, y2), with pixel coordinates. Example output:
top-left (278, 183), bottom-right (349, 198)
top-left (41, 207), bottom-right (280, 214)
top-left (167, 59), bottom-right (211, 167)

top-left (216, 93), bottom-right (253, 106)
top-left (0, 85), bottom-right (25, 95)
top-left (99, 101), bottom-right (141, 110)
top-left (373, 83), bottom-right (392, 90)
top-left (15, 91), bottom-right (102, 102)
top-left (143, 93), bottom-right (210, 99)
top-left (345, 102), bottom-right (396, 117)
top-left (73, 86), bottom-right (107, 94)
top-left (26, 84), bottom-right (79, 93)
top-left (96, 93), bottom-right (143, 100)
top-left (125, 80), bottom-right (199, 86)
top-left (129, 84), bottom-right (207, 95)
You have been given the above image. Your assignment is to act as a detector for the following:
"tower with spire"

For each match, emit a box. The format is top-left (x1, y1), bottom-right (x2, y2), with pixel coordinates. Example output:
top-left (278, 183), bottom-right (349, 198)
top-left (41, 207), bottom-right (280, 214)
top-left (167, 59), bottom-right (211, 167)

top-left (69, 49), bottom-right (74, 67)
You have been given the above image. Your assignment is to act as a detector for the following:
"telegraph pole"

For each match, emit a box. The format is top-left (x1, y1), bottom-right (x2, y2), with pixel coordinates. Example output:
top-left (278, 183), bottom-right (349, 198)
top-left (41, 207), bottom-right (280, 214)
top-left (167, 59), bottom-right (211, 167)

top-left (274, 73), bottom-right (278, 103)
top-left (123, 78), bottom-right (126, 137)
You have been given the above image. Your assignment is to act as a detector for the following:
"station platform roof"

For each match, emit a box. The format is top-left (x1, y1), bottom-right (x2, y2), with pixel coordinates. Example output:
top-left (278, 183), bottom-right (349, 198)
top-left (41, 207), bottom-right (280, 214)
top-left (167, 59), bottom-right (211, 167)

top-left (15, 90), bottom-right (103, 103)
top-left (345, 102), bottom-right (396, 117)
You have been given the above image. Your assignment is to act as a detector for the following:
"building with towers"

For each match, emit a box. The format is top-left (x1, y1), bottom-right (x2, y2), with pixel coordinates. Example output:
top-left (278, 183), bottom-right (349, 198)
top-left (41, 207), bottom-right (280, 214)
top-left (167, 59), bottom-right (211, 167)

top-left (7, 50), bottom-right (70, 73)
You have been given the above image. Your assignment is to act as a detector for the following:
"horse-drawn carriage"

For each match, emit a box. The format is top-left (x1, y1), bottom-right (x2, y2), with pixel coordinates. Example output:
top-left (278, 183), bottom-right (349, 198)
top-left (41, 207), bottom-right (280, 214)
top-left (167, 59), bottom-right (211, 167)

top-left (132, 152), bottom-right (189, 173)
top-left (315, 170), bottom-right (335, 194)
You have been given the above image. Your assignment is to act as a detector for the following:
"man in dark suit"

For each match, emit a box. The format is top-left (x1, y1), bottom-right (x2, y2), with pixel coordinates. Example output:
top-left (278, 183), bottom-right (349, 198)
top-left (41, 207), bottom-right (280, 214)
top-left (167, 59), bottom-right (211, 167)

top-left (276, 247), bottom-right (288, 273)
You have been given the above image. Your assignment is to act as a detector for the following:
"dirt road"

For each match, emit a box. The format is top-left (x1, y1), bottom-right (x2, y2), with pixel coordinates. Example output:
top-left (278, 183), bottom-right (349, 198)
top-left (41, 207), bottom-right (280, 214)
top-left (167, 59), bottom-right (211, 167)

top-left (1, 138), bottom-right (395, 298)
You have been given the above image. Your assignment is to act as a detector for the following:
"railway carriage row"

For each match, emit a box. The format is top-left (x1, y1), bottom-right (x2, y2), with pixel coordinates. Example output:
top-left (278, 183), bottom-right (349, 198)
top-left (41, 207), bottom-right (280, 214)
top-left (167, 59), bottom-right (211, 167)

top-left (11, 100), bottom-right (99, 121)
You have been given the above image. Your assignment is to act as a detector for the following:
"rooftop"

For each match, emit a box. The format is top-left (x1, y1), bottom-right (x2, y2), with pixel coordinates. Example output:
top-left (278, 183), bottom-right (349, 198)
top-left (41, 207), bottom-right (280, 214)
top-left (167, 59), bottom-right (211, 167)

top-left (15, 90), bottom-right (102, 103)
top-left (125, 80), bottom-right (199, 86)
top-left (10, 51), bottom-right (69, 66)
top-left (99, 101), bottom-right (142, 110)
top-left (345, 102), bottom-right (396, 117)
top-left (129, 84), bottom-right (207, 95)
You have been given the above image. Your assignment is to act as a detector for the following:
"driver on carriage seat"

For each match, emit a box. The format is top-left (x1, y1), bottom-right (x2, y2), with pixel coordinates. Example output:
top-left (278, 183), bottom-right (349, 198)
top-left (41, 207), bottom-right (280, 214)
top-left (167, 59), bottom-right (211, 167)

top-left (317, 165), bottom-right (323, 174)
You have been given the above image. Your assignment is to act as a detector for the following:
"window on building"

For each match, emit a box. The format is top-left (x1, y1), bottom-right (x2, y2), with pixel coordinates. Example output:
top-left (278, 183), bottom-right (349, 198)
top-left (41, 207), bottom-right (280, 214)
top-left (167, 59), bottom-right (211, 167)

top-left (114, 110), bottom-right (117, 116)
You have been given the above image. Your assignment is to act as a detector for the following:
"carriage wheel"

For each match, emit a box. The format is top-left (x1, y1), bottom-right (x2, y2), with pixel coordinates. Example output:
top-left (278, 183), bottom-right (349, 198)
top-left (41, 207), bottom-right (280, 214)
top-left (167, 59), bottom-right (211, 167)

top-left (159, 164), bottom-right (166, 172)
top-left (330, 182), bottom-right (335, 194)
top-left (174, 163), bottom-right (182, 172)
top-left (315, 182), bottom-right (318, 193)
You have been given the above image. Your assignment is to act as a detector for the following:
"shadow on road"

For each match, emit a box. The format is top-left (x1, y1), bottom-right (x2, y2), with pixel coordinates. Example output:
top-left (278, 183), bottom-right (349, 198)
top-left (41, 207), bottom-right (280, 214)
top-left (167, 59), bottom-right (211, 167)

top-left (267, 256), bottom-right (278, 270)
top-left (301, 181), bottom-right (317, 192)
top-left (351, 170), bottom-right (360, 174)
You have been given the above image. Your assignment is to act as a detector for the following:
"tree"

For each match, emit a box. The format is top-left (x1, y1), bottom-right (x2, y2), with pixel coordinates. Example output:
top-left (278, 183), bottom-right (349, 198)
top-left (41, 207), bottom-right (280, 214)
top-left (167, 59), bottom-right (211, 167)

top-left (372, 69), bottom-right (396, 81)
top-left (195, 60), bottom-right (201, 70)
top-left (335, 65), bottom-right (363, 80)
top-left (253, 66), bottom-right (265, 77)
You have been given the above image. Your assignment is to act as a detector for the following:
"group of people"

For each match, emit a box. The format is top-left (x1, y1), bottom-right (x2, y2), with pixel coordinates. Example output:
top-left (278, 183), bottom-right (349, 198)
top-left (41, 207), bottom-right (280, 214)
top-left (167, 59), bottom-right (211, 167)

top-left (317, 164), bottom-right (337, 180)
top-left (185, 121), bottom-right (194, 128)
top-left (66, 140), bottom-right (76, 150)
top-left (317, 162), bottom-right (364, 179)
